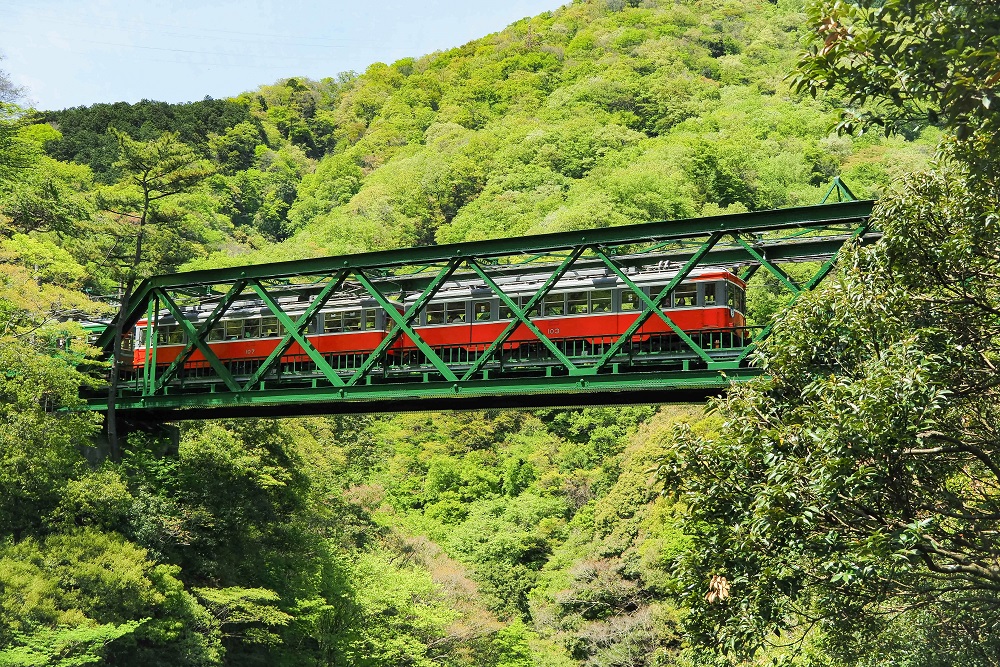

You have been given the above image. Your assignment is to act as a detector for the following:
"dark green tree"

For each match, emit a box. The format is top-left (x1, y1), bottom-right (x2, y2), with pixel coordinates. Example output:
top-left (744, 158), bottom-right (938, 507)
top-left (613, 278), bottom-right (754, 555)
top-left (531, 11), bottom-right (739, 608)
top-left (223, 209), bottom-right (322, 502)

top-left (791, 0), bottom-right (1000, 138)
top-left (100, 129), bottom-right (212, 458)
top-left (660, 1), bottom-right (1000, 663)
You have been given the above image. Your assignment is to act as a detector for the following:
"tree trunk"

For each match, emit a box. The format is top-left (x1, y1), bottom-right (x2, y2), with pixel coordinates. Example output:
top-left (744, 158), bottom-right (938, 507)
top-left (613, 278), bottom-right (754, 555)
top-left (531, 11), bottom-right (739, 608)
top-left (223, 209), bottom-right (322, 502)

top-left (104, 192), bottom-right (148, 460)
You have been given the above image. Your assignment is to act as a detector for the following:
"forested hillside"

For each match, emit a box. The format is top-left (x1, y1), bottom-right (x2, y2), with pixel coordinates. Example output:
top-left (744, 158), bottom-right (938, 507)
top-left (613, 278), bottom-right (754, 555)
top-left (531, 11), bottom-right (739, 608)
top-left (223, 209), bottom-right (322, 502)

top-left (2, 0), bottom-right (994, 664)
top-left (37, 0), bottom-right (936, 270)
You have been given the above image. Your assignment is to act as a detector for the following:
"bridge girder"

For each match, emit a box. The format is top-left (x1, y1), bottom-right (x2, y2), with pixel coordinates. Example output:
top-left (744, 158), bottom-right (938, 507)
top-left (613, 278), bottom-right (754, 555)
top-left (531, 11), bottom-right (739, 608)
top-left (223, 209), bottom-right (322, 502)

top-left (86, 199), bottom-right (875, 420)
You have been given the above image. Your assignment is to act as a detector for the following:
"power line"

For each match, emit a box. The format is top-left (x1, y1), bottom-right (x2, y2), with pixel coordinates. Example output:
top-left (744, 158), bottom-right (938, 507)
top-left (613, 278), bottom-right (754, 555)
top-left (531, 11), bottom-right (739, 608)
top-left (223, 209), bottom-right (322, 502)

top-left (70, 36), bottom-right (377, 60)
top-left (56, 53), bottom-right (344, 74)
top-left (0, 28), bottom-right (389, 67)
top-left (0, 1), bottom-right (411, 50)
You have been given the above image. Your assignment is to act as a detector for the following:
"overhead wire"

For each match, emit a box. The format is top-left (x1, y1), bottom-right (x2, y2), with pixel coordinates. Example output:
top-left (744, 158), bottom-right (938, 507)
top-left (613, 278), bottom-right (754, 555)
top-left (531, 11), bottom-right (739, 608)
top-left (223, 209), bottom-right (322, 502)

top-left (0, 0), bottom-right (517, 105)
top-left (0, 2), bottom-right (428, 81)
top-left (0, 1), bottom-right (412, 52)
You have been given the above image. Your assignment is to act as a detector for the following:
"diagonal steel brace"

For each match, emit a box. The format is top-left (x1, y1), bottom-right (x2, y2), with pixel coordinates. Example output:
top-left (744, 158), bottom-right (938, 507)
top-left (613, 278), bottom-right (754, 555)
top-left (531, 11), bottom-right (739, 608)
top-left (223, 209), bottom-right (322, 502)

top-left (461, 246), bottom-right (587, 379)
top-left (590, 233), bottom-right (724, 372)
top-left (242, 272), bottom-right (349, 390)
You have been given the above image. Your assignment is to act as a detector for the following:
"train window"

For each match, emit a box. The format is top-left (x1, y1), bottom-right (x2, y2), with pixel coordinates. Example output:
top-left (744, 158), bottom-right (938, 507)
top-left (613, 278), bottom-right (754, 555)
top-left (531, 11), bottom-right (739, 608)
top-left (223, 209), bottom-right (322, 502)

top-left (344, 310), bottom-right (362, 331)
top-left (168, 326), bottom-right (185, 345)
top-left (674, 284), bottom-right (697, 307)
top-left (620, 290), bottom-right (641, 311)
top-left (261, 317), bottom-right (280, 338)
top-left (473, 300), bottom-right (492, 321)
top-left (158, 325), bottom-right (173, 345)
top-left (244, 318), bottom-right (261, 338)
top-left (567, 291), bottom-right (588, 315)
top-left (324, 312), bottom-right (343, 332)
top-left (136, 327), bottom-right (146, 346)
top-left (425, 303), bottom-right (444, 325)
top-left (647, 284), bottom-right (670, 306)
top-left (542, 294), bottom-right (564, 316)
top-left (520, 296), bottom-right (540, 318)
top-left (704, 283), bottom-right (719, 306)
top-left (363, 309), bottom-right (376, 330)
top-left (591, 289), bottom-right (612, 313)
top-left (499, 296), bottom-right (526, 319)
top-left (727, 283), bottom-right (746, 312)
top-left (225, 319), bottom-right (243, 340)
top-left (446, 301), bottom-right (466, 323)
top-left (208, 324), bottom-right (224, 341)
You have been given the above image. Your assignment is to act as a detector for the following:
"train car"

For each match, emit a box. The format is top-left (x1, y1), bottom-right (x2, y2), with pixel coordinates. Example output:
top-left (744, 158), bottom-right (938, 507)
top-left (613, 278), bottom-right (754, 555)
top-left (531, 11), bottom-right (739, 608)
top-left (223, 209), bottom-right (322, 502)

top-left (128, 263), bottom-right (747, 384)
top-left (402, 265), bottom-right (746, 361)
top-left (133, 291), bottom-right (400, 380)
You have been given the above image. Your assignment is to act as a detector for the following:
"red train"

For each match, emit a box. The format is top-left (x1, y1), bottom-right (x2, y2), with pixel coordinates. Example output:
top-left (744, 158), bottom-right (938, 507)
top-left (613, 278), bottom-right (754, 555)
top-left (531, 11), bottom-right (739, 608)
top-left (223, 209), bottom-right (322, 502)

top-left (131, 264), bottom-right (747, 383)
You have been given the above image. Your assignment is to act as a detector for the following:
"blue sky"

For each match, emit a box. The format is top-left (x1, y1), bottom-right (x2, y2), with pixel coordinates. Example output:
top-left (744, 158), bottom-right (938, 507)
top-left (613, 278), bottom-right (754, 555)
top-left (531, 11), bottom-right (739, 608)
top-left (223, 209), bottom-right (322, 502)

top-left (0, 0), bottom-right (563, 110)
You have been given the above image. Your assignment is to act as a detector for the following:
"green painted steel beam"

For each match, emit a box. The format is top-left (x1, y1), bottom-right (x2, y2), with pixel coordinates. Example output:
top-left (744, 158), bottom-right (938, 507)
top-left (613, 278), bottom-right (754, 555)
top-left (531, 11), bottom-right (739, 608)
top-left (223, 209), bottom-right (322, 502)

top-left (821, 176), bottom-right (859, 203)
top-left (735, 237), bottom-right (801, 294)
top-left (362, 233), bottom-right (883, 294)
top-left (93, 200), bottom-right (874, 351)
top-left (463, 249), bottom-right (586, 378)
top-left (87, 368), bottom-right (764, 416)
top-left (591, 234), bottom-right (722, 370)
top-left (242, 273), bottom-right (348, 390)
top-left (157, 289), bottom-right (241, 392)
top-left (83, 196), bottom-right (876, 422)
top-left (353, 266), bottom-right (461, 382)
top-left (248, 279), bottom-right (348, 388)
top-left (153, 279), bottom-right (249, 392)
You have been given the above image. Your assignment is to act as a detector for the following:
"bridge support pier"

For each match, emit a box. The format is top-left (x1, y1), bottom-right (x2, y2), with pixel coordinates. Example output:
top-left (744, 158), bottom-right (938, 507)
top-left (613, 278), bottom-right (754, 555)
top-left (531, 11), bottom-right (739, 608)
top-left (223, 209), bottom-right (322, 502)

top-left (88, 417), bottom-right (180, 463)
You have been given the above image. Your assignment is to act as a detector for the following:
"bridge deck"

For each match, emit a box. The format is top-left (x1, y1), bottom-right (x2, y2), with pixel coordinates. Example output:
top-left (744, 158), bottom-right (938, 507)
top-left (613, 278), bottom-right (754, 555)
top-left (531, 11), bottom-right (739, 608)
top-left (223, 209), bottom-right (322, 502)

top-left (85, 197), bottom-right (875, 420)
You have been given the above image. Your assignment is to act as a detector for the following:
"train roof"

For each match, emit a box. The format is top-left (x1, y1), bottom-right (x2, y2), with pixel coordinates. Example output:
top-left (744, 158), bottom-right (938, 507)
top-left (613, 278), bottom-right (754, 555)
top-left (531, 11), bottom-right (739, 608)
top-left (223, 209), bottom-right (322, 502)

top-left (402, 264), bottom-right (738, 303)
top-left (137, 262), bottom-right (742, 325)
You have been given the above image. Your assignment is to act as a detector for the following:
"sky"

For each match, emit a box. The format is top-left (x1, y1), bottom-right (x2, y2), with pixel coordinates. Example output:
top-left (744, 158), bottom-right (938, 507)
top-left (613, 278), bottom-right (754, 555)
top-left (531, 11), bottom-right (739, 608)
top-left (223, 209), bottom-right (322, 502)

top-left (0, 0), bottom-right (564, 111)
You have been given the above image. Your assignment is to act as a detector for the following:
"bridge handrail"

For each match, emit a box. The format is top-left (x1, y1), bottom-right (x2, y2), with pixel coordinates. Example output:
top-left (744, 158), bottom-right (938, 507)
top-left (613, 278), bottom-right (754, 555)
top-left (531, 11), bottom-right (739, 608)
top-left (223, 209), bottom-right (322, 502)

top-left (94, 200), bottom-right (874, 351)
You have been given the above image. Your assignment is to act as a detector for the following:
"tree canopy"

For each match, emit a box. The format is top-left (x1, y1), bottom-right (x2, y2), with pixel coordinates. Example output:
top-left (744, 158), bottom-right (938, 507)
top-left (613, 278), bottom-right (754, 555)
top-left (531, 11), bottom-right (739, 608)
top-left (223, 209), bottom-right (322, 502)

top-left (658, 1), bottom-right (1000, 664)
top-left (792, 0), bottom-right (1000, 138)
top-left (0, 0), bottom-right (992, 664)
top-left (660, 151), bottom-right (1000, 663)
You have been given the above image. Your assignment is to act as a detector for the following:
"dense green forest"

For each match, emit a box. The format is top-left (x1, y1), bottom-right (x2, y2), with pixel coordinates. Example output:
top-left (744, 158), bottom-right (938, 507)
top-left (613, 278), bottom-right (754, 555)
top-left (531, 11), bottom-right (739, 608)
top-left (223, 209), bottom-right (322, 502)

top-left (1, 0), bottom-right (997, 664)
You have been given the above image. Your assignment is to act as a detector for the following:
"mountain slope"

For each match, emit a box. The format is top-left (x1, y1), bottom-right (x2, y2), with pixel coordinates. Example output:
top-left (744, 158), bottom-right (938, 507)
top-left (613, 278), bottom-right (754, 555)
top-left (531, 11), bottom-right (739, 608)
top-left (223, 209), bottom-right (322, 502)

top-left (186, 0), bottom-right (935, 268)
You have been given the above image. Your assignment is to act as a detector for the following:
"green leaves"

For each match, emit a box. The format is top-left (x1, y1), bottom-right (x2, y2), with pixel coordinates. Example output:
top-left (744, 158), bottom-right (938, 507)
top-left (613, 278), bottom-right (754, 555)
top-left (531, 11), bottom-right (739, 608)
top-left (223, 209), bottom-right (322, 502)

top-left (110, 129), bottom-right (214, 204)
top-left (0, 622), bottom-right (143, 667)
top-left (793, 0), bottom-right (1000, 139)
top-left (659, 126), bottom-right (1000, 664)
top-left (192, 587), bottom-right (291, 647)
top-left (0, 102), bottom-right (37, 183)
top-left (0, 530), bottom-right (221, 666)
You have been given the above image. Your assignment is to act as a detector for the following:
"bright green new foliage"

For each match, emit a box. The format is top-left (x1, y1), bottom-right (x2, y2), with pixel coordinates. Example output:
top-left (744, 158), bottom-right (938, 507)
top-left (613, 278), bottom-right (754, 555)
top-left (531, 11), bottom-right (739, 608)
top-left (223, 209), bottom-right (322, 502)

top-left (0, 0), bottom-right (981, 664)
top-left (792, 0), bottom-right (1000, 138)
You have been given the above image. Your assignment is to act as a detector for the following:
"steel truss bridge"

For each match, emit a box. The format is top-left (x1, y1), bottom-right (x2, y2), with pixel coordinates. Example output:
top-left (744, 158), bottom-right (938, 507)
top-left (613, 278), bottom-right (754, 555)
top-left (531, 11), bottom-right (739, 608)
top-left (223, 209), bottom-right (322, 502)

top-left (87, 185), bottom-right (875, 420)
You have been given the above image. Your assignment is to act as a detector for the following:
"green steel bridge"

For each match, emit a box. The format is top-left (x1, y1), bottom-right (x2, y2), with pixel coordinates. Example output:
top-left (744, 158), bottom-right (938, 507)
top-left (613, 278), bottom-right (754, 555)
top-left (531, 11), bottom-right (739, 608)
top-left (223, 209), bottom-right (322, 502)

top-left (86, 181), bottom-right (875, 421)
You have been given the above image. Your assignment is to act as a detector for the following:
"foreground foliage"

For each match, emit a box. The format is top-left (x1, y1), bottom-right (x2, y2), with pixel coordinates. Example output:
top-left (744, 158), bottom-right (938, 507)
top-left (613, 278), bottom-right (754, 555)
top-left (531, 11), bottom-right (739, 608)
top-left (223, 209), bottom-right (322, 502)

top-left (0, 0), bottom-right (980, 664)
top-left (792, 0), bottom-right (1000, 138)
top-left (661, 66), bottom-right (1000, 667)
top-left (653, 1), bottom-right (1000, 662)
